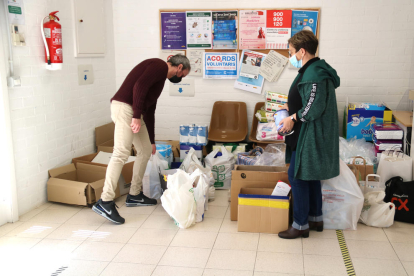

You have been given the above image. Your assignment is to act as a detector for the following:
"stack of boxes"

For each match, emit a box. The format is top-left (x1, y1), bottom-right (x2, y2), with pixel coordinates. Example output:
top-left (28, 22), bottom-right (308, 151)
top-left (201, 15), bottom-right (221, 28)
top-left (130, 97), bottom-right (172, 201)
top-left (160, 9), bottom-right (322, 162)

top-left (371, 123), bottom-right (404, 156)
top-left (179, 124), bottom-right (209, 161)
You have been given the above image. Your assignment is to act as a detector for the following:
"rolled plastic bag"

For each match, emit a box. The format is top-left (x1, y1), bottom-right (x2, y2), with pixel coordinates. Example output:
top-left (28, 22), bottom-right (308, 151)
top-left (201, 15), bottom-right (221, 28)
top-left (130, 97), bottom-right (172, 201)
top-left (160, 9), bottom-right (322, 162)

top-left (161, 169), bottom-right (202, 229)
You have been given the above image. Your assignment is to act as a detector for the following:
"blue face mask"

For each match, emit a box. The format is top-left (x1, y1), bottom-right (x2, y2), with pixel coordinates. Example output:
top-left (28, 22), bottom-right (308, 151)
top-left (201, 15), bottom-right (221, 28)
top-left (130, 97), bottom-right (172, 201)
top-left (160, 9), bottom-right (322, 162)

top-left (289, 52), bottom-right (303, 68)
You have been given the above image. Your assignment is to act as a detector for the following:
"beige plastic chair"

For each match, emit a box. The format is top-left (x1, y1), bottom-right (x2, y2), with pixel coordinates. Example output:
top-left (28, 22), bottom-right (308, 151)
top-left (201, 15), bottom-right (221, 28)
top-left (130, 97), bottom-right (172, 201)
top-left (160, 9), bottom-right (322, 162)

top-left (208, 101), bottom-right (248, 142)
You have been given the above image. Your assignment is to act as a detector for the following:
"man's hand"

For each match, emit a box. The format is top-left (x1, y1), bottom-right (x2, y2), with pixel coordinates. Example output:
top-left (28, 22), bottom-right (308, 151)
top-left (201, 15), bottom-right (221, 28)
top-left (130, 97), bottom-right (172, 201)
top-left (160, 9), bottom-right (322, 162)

top-left (281, 103), bottom-right (289, 111)
top-left (130, 118), bottom-right (141, 133)
top-left (152, 144), bottom-right (156, 155)
top-left (279, 116), bottom-right (294, 133)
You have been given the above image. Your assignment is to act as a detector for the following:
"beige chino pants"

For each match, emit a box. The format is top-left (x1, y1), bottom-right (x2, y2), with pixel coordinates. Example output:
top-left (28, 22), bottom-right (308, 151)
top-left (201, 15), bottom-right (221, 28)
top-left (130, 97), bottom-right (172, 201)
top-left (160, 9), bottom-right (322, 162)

top-left (101, 100), bottom-right (152, 201)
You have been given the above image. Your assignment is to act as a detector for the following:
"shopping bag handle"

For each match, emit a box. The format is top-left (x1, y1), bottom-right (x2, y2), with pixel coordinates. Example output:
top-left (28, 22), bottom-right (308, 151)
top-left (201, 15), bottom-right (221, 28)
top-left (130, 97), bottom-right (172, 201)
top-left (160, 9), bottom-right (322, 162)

top-left (366, 174), bottom-right (380, 183)
top-left (352, 156), bottom-right (367, 166)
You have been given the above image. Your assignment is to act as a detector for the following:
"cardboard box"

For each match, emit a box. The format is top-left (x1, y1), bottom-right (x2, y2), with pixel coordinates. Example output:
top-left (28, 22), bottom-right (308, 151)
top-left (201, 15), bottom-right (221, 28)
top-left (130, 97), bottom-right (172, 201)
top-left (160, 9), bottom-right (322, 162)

top-left (345, 102), bottom-right (392, 141)
top-left (231, 165), bottom-right (289, 221)
top-left (95, 122), bottom-right (115, 153)
top-left (238, 187), bottom-right (290, 234)
top-left (180, 144), bottom-right (203, 161)
top-left (47, 163), bottom-right (116, 206)
top-left (72, 152), bottom-right (132, 196)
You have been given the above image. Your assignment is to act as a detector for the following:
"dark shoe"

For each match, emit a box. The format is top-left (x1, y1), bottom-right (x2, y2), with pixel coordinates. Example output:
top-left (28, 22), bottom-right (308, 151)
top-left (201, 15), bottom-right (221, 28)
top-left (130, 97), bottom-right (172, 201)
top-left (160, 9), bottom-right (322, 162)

top-left (309, 221), bottom-right (324, 232)
top-left (278, 226), bottom-right (309, 239)
top-left (126, 192), bottom-right (157, 207)
top-left (92, 199), bottom-right (125, 224)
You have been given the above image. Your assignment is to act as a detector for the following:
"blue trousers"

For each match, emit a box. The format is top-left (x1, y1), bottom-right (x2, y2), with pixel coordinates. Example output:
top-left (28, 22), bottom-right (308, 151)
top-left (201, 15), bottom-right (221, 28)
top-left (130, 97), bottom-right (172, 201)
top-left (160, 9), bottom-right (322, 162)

top-left (288, 151), bottom-right (323, 230)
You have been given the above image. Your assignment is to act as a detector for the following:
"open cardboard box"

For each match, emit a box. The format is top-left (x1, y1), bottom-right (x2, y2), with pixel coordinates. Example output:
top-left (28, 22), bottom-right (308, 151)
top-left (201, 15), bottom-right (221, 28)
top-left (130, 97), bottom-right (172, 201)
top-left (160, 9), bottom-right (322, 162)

top-left (249, 102), bottom-right (284, 145)
top-left (47, 163), bottom-right (119, 206)
top-left (238, 187), bottom-right (290, 234)
top-left (231, 165), bottom-right (289, 221)
top-left (95, 122), bottom-right (116, 153)
top-left (72, 152), bottom-right (132, 196)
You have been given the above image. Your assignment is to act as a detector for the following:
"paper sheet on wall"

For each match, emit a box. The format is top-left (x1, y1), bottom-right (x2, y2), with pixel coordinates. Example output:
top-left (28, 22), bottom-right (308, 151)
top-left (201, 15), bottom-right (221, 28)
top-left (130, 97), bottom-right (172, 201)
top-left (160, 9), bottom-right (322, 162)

top-left (203, 52), bottom-right (239, 79)
top-left (7, 0), bottom-right (25, 25)
top-left (234, 50), bottom-right (266, 94)
top-left (259, 50), bottom-right (288, 82)
top-left (161, 12), bottom-right (187, 50)
top-left (239, 10), bottom-right (267, 50)
top-left (159, 50), bottom-right (185, 62)
top-left (240, 51), bottom-right (264, 79)
top-left (186, 11), bottom-right (212, 49)
top-left (187, 50), bottom-right (204, 76)
top-left (265, 10), bottom-right (292, 49)
top-left (212, 11), bottom-right (238, 49)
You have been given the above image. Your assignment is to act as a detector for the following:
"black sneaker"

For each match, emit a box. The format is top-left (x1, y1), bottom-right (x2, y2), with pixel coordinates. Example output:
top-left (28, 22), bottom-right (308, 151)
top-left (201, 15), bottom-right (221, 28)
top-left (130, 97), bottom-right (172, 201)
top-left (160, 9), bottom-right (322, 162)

top-left (126, 192), bottom-right (157, 207)
top-left (92, 199), bottom-right (125, 224)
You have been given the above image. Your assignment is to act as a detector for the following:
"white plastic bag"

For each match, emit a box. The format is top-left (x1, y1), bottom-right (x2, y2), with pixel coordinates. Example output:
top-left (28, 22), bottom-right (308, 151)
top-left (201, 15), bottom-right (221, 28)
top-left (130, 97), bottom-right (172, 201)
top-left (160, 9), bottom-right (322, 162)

top-left (193, 174), bottom-right (209, 222)
top-left (364, 174), bottom-right (384, 194)
top-left (143, 153), bottom-right (169, 199)
top-left (321, 160), bottom-right (364, 230)
top-left (205, 146), bottom-right (235, 189)
top-left (360, 191), bottom-right (395, 228)
top-left (180, 148), bottom-right (215, 202)
top-left (254, 144), bottom-right (286, 166)
top-left (377, 151), bottom-right (413, 182)
top-left (161, 169), bottom-right (202, 229)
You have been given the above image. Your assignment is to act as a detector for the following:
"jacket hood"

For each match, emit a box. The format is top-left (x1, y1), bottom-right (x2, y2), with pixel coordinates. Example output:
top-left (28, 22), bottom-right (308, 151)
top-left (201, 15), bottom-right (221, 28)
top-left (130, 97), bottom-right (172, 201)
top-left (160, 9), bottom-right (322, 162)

top-left (310, 59), bottom-right (340, 88)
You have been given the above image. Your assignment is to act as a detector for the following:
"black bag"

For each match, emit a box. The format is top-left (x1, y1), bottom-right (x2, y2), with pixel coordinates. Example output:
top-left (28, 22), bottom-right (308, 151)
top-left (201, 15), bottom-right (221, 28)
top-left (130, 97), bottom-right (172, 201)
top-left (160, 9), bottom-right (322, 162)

top-left (384, 176), bottom-right (414, 224)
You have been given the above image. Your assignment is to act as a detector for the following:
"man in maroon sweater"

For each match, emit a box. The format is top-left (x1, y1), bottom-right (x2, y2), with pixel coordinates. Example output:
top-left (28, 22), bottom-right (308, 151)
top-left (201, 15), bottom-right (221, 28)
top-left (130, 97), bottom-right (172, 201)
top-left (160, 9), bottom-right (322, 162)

top-left (93, 55), bottom-right (191, 224)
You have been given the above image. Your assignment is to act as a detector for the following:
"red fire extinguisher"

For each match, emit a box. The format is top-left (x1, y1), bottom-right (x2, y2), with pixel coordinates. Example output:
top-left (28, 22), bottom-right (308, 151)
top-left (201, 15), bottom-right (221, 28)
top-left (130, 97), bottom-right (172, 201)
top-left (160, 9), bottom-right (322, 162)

top-left (41, 11), bottom-right (62, 70)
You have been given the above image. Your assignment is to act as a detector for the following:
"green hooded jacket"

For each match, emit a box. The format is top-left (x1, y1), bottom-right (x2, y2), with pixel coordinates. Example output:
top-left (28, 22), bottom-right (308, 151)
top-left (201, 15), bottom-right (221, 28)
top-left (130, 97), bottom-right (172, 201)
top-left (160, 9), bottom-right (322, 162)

top-left (285, 59), bottom-right (340, 181)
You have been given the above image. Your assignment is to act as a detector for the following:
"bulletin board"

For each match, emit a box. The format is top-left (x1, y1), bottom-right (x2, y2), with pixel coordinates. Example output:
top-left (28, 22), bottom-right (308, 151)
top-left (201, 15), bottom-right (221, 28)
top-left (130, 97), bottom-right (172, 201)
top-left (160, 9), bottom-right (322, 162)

top-left (159, 8), bottom-right (321, 58)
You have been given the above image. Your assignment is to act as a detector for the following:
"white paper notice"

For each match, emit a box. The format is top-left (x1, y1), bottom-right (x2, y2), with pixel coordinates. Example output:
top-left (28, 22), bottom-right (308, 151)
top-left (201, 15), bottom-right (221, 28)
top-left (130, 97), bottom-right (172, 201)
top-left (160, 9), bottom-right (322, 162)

top-left (259, 50), bottom-right (288, 82)
top-left (7, 0), bottom-right (25, 25)
top-left (187, 50), bottom-right (204, 76)
top-left (240, 51), bottom-right (264, 79)
top-left (186, 11), bottom-right (212, 49)
top-left (159, 50), bottom-right (185, 62)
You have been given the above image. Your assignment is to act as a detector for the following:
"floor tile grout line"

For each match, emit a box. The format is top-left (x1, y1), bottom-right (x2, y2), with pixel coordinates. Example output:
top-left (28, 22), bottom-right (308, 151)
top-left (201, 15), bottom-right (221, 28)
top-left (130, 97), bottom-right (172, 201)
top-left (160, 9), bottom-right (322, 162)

top-left (252, 232), bottom-right (261, 275)
top-left (201, 205), bottom-right (227, 275)
top-left (149, 216), bottom-right (181, 276)
top-left (384, 227), bottom-right (409, 275)
top-left (98, 204), bottom-right (157, 276)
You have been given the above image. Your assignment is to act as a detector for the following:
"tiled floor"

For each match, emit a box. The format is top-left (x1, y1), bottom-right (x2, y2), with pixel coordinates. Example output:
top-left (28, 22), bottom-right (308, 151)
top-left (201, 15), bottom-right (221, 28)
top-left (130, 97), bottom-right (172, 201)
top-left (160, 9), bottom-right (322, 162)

top-left (1, 190), bottom-right (413, 276)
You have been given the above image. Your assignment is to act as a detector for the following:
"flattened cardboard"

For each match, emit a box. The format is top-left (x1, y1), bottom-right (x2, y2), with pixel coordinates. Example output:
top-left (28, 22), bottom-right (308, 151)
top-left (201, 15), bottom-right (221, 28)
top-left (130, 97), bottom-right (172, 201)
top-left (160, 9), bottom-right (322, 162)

top-left (47, 163), bottom-right (108, 206)
top-left (231, 165), bottom-right (289, 221)
top-left (95, 122), bottom-right (114, 147)
top-left (238, 187), bottom-right (290, 234)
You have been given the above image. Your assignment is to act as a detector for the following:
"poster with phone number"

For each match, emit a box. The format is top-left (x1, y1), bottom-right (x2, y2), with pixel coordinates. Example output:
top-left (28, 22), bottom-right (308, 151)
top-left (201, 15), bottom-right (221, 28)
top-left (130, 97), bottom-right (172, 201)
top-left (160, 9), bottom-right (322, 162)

top-left (266, 10), bottom-right (292, 49)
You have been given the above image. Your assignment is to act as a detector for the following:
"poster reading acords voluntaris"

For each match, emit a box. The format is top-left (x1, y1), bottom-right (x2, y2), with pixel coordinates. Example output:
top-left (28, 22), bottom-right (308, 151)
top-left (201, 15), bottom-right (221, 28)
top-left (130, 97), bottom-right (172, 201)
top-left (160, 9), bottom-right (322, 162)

top-left (186, 11), bottom-right (212, 49)
top-left (203, 52), bottom-right (239, 79)
top-left (239, 10), bottom-right (266, 50)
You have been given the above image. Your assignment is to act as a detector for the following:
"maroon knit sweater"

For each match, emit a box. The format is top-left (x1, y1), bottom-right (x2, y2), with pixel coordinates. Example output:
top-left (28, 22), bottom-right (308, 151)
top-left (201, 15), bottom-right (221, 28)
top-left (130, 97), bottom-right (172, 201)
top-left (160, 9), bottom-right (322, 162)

top-left (111, 58), bottom-right (168, 144)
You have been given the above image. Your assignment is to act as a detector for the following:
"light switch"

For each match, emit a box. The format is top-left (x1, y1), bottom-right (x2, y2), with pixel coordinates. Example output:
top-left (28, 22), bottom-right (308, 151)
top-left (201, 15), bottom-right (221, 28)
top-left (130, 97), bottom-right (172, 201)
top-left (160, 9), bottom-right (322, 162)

top-left (78, 64), bottom-right (94, 85)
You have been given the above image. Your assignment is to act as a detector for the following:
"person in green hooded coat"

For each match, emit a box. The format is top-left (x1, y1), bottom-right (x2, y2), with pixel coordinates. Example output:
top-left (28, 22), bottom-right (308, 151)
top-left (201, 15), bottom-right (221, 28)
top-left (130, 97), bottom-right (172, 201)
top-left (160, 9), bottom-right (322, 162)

top-left (277, 30), bottom-right (340, 239)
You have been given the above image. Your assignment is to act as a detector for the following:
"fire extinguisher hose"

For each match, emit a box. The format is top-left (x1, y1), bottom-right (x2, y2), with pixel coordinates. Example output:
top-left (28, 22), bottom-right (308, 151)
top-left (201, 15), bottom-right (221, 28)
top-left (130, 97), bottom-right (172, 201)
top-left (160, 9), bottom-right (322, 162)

top-left (41, 16), bottom-right (51, 65)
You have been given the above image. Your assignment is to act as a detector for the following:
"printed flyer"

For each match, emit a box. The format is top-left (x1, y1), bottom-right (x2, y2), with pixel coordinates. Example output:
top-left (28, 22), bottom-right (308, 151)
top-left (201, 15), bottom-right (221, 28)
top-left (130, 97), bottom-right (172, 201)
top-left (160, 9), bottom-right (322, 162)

top-left (292, 10), bottom-right (319, 36)
top-left (239, 10), bottom-right (267, 50)
top-left (266, 10), bottom-right (292, 49)
top-left (240, 51), bottom-right (265, 79)
top-left (187, 50), bottom-right (204, 76)
top-left (186, 11), bottom-right (212, 49)
top-left (212, 11), bottom-right (238, 49)
top-left (203, 52), bottom-right (239, 79)
top-left (161, 12), bottom-right (187, 49)
top-left (234, 50), bottom-right (266, 94)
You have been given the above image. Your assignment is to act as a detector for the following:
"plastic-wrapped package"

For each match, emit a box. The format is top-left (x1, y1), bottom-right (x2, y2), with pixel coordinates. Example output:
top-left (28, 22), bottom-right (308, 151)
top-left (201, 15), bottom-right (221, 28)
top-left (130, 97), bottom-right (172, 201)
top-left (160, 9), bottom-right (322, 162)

top-left (254, 144), bottom-right (286, 166)
top-left (339, 137), bottom-right (376, 165)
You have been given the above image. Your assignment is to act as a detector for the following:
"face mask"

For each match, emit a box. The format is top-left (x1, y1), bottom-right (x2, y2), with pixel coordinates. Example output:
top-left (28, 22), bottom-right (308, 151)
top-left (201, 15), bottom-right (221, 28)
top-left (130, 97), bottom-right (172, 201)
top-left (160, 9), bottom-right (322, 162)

top-left (289, 51), bottom-right (303, 68)
top-left (168, 68), bottom-right (183, 83)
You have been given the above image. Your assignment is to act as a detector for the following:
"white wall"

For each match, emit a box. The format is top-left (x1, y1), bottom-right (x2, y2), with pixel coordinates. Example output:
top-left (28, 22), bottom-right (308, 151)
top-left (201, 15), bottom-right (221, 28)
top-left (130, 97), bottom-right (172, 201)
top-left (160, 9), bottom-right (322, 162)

top-left (7, 0), bottom-right (116, 216)
top-left (112, 0), bottom-right (414, 140)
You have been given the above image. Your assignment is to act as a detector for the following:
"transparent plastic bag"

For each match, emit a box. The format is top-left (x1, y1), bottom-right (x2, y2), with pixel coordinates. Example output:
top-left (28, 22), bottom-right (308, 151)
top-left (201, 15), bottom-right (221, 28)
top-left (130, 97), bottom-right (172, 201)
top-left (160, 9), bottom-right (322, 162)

top-left (254, 144), bottom-right (286, 166)
top-left (339, 137), bottom-right (376, 165)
